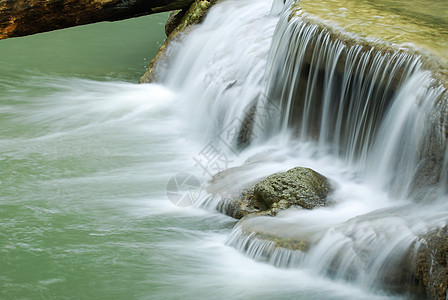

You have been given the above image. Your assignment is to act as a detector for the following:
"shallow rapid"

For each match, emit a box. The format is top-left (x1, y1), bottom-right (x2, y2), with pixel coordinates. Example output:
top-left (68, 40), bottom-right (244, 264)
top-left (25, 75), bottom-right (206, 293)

top-left (1, 0), bottom-right (447, 299)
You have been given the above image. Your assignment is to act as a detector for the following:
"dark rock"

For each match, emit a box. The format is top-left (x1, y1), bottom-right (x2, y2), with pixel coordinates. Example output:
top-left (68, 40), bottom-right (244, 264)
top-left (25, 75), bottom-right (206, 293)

top-left (0, 0), bottom-right (195, 40)
top-left (414, 226), bottom-right (448, 300)
top-left (217, 187), bottom-right (260, 219)
top-left (165, 10), bottom-right (187, 36)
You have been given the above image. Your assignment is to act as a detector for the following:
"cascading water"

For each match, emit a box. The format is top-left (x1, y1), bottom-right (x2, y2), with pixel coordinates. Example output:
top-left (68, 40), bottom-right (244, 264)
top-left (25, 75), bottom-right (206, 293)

top-left (154, 0), bottom-right (280, 147)
top-left (152, 0), bottom-right (448, 297)
top-left (2, 0), bottom-right (447, 299)
top-left (261, 7), bottom-right (446, 199)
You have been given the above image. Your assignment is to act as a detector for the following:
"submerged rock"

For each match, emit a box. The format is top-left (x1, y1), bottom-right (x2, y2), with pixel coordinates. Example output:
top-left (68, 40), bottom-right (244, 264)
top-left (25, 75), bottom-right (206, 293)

top-left (376, 225), bottom-right (448, 298)
top-left (218, 167), bottom-right (333, 219)
top-left (236, 102), bottom-right (257, 149)
top-left (0, 0), bottom-right (195, 40)
top-left (226, 219), bottom-right (309, 267)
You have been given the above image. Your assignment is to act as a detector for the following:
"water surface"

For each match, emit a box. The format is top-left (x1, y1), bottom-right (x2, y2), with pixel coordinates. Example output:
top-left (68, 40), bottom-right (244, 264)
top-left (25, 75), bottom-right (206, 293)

top-left (296, 0), bottom-right (448, 66)
top-left (1, 0), bottom-right (445, 299)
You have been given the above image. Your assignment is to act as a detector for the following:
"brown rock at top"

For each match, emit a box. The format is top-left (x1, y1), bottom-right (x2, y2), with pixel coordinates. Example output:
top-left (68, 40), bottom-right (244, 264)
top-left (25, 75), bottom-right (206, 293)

top-left (0, 0), bottom-right (195, 39)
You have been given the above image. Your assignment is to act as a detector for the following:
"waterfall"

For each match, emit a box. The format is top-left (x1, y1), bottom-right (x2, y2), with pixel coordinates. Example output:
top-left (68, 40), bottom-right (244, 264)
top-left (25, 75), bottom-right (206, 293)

top-left (154, 0), bottom-right (448, 296)
top-left (261, 8), bottom-right (447, 200)
top-left (156, 0), bottom-right (280, 147)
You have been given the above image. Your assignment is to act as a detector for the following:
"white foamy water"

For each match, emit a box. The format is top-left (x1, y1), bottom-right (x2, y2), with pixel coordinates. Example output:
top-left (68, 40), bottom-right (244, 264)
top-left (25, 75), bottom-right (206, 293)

top-left (1, 0), bottom-right (447, 299)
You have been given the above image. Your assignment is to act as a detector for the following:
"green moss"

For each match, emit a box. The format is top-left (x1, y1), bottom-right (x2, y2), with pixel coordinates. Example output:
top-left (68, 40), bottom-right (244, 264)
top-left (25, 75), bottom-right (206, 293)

top-left (253, 167), bottom-right (332, 213)
top-left (290, 0), bottom-right (448, 89)
top-left (222, 167), bottom-right (333, 219)
top-left (292, 0), bottom-right (448, 65)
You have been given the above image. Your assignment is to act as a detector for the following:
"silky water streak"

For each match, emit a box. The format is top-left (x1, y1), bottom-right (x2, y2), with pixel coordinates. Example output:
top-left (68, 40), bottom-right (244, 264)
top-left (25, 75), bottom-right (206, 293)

top-left (1, 0), bottom-right (447, 299)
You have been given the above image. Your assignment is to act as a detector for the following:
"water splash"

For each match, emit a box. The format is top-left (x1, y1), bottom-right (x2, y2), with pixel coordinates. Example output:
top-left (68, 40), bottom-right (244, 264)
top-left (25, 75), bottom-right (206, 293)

top-left (261, 9), bottom-right (447, 199)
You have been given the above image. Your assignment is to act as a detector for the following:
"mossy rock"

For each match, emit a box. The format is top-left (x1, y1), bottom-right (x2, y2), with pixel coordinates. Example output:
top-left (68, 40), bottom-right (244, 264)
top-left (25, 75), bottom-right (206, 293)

top-left (231, 216), bottom-right (313, 262)
top-left (377, 225), bottom-right (448, 298)
top-left (139, 0), bottom-right (217, 83)
top-left (414, 226), bottom-right (448, 300)
top-left (218, 167), bottom-right (333, 219)
top-left (165, 10), bottom-right (186, 36)
top-left (254, 167), bottom-right (331, 210)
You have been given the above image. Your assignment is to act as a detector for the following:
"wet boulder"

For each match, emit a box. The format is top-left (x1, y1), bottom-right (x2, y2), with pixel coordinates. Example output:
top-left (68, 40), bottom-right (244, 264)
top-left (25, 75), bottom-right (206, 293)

top-left (218, 187), bottom-right (260, 219)
top-left (165, 10), bottom-right (187, 36)
top-left (236, 102), bottom-right (257, 149)
top-left (414, 226), bottom-right (448, 300)
top-left (218, 167), bottom-right (333, 219)
top-left (0, 0), bottom-right (195, 40)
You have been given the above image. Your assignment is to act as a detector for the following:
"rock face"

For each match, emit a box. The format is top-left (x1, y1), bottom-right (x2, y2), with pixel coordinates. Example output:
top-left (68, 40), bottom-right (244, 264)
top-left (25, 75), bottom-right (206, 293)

top-left (271, 4), bottom-right (448, 199)
top-left (414, 227), bottom-right (448, 300)
top-left (138, 0), bottom-right (217, 83)
top-left (218, 167), bottom-right (333, 219)
top-left (0, 0), bottom-right (195, 40)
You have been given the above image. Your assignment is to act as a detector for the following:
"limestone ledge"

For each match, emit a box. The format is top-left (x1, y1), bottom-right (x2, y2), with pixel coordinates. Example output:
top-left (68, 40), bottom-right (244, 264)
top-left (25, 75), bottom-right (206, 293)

top-left (277, 4), bottom-right (448, 198)
top-left (289, 0), bottom-right (448, 92)
top-left (290, 0), bottom-right (448, 91)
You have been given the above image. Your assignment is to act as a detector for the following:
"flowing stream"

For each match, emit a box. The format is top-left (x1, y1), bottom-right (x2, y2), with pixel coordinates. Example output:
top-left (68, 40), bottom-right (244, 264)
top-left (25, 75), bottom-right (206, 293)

top-left (1, 0), bottom-right (447, 299)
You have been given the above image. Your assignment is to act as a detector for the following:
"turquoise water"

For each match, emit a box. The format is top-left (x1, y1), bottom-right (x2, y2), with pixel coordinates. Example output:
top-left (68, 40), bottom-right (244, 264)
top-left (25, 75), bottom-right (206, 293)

top-left (0, 14), bottom-right (239, 299)
top-left (0, 14), bottom-right (168, 82)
